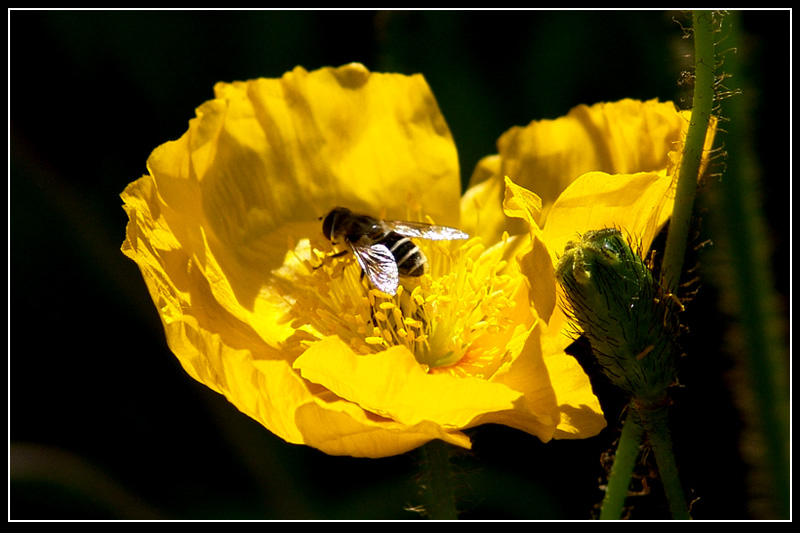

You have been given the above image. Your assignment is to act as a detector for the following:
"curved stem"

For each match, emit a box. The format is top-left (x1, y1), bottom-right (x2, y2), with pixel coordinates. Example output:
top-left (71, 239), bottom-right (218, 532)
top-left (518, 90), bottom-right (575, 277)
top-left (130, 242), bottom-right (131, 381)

top-left (662, 10), bottom-right (716, 295)
top-left (599, 411), bottom-right (644, 520)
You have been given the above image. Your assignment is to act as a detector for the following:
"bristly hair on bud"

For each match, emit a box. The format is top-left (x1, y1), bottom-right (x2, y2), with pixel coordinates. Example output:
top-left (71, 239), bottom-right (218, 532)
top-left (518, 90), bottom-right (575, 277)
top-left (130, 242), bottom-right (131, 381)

top-left (555, 228), bottom-right (682, 407)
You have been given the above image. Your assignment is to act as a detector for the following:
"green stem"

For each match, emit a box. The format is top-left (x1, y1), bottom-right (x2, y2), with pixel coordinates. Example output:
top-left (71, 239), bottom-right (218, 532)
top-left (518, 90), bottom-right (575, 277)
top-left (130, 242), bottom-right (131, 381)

top-left (662, 10), bottom-right (716, 295)
top-left (636, 404), bottom-right (691, 520)
top-left (418, 439), bottom-right (458, 520)
top-left (599, 412), bottom-right (644, 520)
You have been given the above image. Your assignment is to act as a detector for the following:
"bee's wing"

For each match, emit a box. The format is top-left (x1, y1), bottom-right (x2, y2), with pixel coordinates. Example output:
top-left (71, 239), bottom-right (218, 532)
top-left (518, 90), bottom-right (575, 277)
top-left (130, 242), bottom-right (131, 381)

top-left (385, 220), bottom-right (469, 241)
top-left (351, 241), bottom-right (400, 295)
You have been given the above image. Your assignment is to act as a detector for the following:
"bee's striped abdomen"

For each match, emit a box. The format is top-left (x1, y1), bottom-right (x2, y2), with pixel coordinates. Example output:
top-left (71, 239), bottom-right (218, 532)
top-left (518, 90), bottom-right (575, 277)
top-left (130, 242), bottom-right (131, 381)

top-left (376, 232), bottom-right (427, 277)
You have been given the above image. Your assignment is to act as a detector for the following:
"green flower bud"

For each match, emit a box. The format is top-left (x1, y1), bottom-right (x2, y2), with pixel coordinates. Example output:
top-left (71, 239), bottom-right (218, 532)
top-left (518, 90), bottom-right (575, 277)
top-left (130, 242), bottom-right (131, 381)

top-left (555, 228), bottom-right (679, 406)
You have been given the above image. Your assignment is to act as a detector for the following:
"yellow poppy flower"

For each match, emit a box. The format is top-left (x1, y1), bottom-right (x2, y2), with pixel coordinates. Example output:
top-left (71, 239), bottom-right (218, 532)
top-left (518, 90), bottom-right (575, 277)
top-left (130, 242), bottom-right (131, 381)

top-left (121, 63), bottom-right (606, 459)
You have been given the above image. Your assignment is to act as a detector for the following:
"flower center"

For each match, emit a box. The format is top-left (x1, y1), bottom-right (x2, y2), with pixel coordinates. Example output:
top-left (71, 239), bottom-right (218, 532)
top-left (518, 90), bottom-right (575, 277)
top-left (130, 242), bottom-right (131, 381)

top-left (277, 230), bottom-right (521, 377)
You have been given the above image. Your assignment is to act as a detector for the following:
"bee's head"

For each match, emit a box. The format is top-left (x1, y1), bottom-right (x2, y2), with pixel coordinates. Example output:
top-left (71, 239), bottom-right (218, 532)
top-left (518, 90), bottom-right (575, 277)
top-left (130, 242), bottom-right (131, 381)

top-left (321, 207), bottom-right (351, 241)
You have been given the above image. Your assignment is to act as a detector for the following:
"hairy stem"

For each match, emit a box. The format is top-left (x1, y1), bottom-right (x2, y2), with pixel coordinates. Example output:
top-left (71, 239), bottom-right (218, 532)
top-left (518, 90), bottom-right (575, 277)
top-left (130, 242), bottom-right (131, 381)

top-left (662, 10), bottom-right (716, 295)
top-left (599, 412), bottom-right (644, 520)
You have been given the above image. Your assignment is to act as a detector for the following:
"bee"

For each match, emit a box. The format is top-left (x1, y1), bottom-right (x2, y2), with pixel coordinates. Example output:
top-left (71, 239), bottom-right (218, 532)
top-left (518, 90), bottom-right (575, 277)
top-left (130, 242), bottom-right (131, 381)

top-left (320, 207), bottom-right (469, 295)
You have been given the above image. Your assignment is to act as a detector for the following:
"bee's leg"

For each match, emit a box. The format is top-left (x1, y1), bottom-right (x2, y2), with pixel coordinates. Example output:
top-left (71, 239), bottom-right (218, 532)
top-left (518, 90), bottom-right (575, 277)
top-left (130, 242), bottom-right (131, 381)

top-left (369, 302), bottom-right (378, 329)
top-left (313, 248), bottom-right (349, 270)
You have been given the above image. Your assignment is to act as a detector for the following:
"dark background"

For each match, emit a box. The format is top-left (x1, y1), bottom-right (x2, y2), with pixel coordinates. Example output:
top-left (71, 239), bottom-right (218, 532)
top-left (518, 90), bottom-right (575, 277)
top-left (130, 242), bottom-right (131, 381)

top-left (10, 10), bottom-right (789, 520)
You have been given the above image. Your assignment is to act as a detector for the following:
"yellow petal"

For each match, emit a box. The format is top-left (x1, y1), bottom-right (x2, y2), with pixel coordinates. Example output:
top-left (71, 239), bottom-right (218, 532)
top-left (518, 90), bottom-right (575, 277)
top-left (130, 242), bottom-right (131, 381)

top-left (209, 63), bottom-right (462, 228)
top-left (542, 170), bottom-right (674, 264)
top-left (293, 336), bottom-right (523, 429)
top-left (500, 177), bottom-right (556, 323)
top-left (482, 323), bottom-right (559, 441)
top-left (502, 175), bottom-right (543, 228)
top-left (294, 400), bottom-right (472, 458)
top-left (540, 307), bottom-right (607, 439)
top-left (122, 176), bottom-right (315, 446)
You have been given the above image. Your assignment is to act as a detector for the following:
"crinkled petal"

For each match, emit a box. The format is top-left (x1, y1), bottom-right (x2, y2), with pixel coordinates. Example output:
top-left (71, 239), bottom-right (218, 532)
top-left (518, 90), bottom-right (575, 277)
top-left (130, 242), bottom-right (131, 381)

top-left (539, 304), bottom-right (607, 439)
top-left (294, 336), bottom-right (523, 429)
top-left (294, 400), bottom-right (472, 458)
top-left (122, 176), bottom-right (313, 446)
top-left (500, 177), bottom-right (556, 323)
top-left (502, 175), bottom-right (543, 227)
top-left (542, 170), bottom-right (674, 264)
